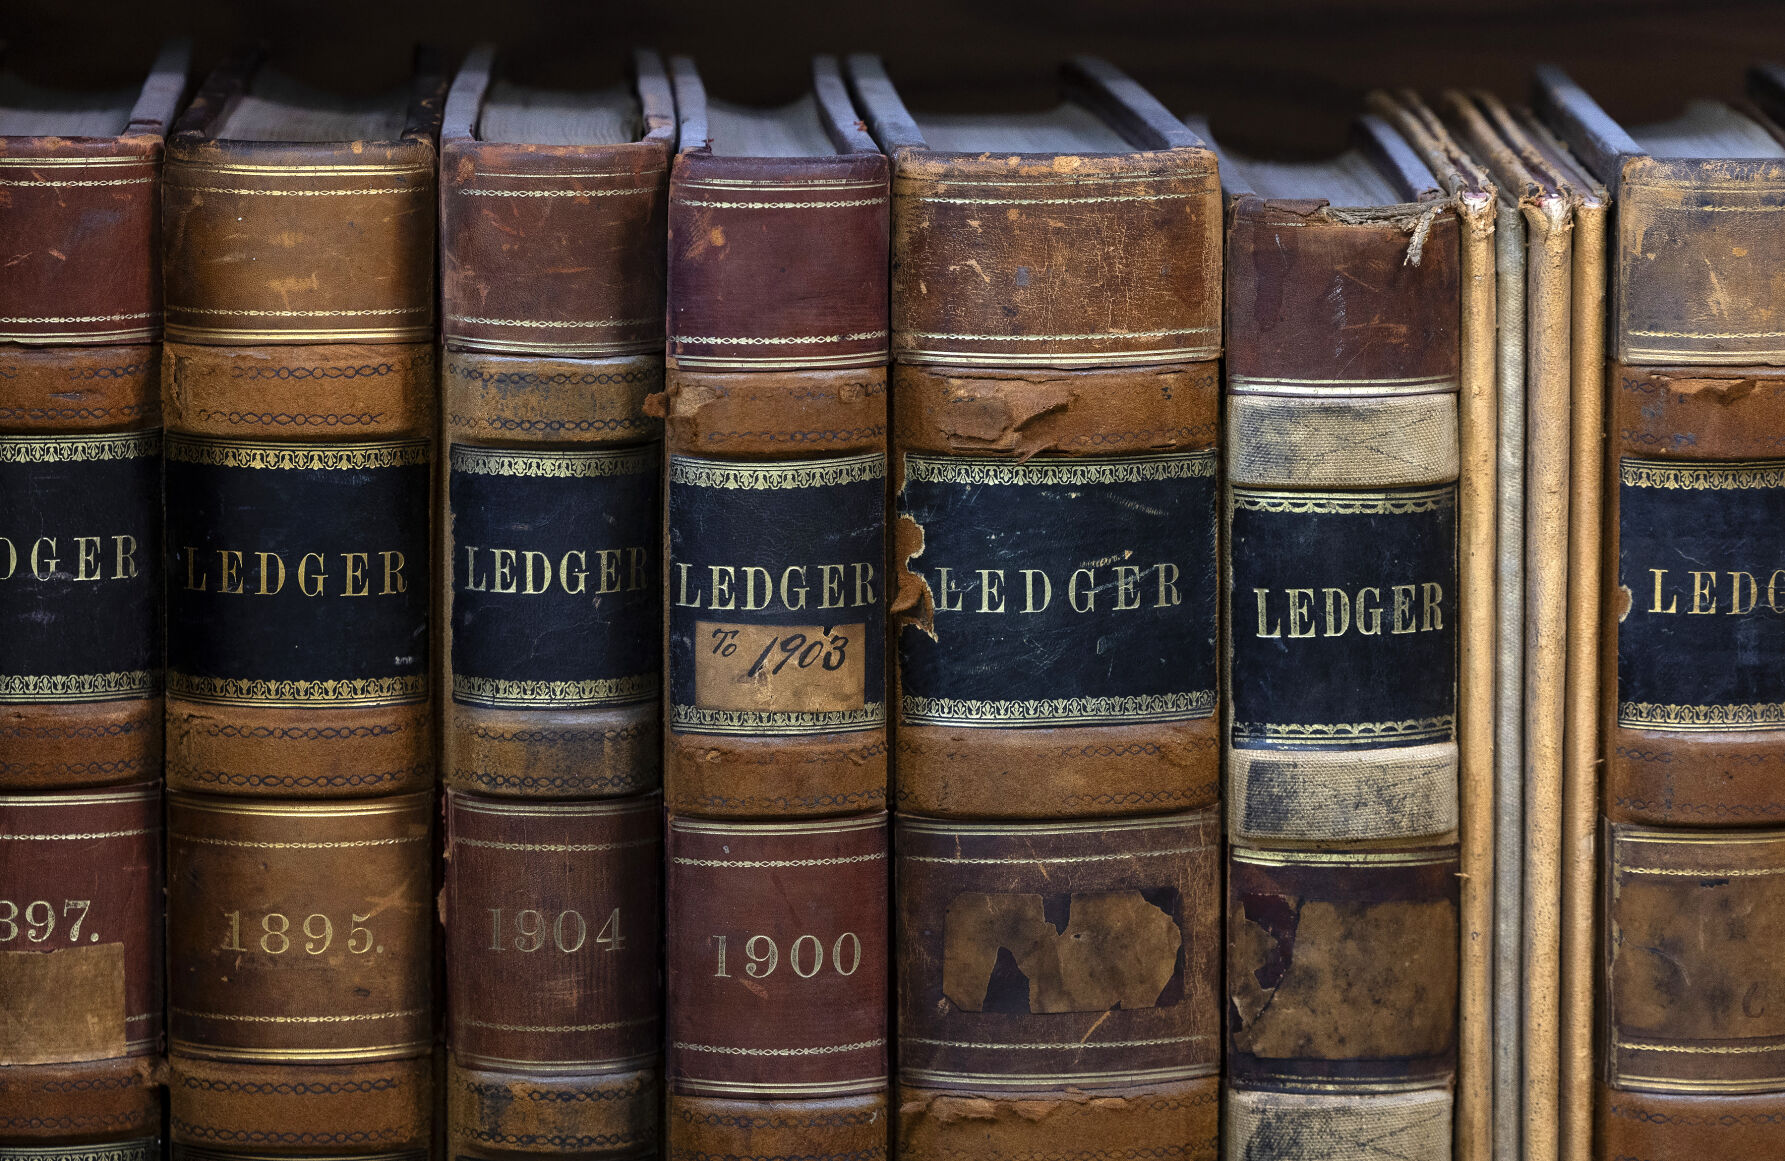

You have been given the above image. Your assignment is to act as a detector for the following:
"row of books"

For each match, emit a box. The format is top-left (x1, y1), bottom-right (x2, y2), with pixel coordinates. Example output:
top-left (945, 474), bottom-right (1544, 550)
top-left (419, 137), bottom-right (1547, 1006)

top-left (3, 37), bottom-right (1781, 1161)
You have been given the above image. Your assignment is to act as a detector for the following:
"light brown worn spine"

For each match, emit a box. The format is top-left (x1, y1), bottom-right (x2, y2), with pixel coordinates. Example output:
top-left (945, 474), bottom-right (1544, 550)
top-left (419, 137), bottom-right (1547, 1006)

top-left (1521, 194), bottom-right (1575, 1161)
top-left (1561, 190), bottom-right (1607, 1161)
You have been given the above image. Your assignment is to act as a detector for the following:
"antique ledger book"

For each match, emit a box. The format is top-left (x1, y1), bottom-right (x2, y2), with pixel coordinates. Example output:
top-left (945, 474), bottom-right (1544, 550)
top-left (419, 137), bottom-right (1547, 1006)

top-left (438, 46), bottom-right (672, 1160)
top-left (1419, 90), bottom-right (1609, 1161)
top-left (1538, 66), bottom-right (1785, 1161)
top-left (0, 40), bottom-right (186, 1161)
top-left (159, 48), bottom-right (444, 1156)
top-left (849, 55), bottom-right (1223, 1161)
top-left (662, 54), bottom-right (889, 818)
top-left (662, 57), bottom-right (892, 1161)
top-left (1200, 116), bottom-right (1465, 1160)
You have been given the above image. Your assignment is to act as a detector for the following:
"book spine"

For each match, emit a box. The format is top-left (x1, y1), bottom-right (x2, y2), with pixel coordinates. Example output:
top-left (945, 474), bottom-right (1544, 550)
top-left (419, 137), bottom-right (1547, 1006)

top-left (442, 792), bottom-right (661, 1156)
top-left (888, 150), bottom-right (1222, 821)
top-left (0, 349), bottom-right (163, 789)
top-left (1222, 197), bottom-right (1463, 1159)
top-left (894, 813), bottom-right (1221, 1159)
top-left (160, 132), bottom-right (437, 1155)
top-left (661, 147), bottom-right (892, 1161)
top-left (437, 129), bottom-right (671, 1156)
top-left (663, 152), bottom-right (891, 817)
top-left (0, 131), bottom-right (166, 1156)
top-left (1600, 359), bottom-right (1785, 1156)
top-left (0, 137), bottom-right (161, 346)
top-left (0, 787), bottom-right (163, 1150)
top-left (884, 141), bottom-right (1224, 1161)
top-left (165, 792), bottom-right (433, 1154)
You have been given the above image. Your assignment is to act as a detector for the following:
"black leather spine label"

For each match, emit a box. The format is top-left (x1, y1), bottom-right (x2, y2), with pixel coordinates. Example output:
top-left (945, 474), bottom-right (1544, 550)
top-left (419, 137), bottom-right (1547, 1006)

top-left (1617, 457), bottom-right (1785, 732)
top-left (1228, 485), bottom-right (1457, 750)
top-left (0, 432), bottom-right (160, 702)
top-left (450, 444), bottom-right (659, 708)
top-left (897, 451), bottom-right (1218, 728)
top-left (668, 453), bottom-right (886, 736)
top-left (163, 436), bottom-right (430, 707)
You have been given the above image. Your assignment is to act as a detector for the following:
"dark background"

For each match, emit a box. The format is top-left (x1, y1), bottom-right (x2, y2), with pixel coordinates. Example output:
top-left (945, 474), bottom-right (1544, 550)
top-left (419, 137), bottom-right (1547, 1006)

top-left (8, 0), bottom-right (1785, 153)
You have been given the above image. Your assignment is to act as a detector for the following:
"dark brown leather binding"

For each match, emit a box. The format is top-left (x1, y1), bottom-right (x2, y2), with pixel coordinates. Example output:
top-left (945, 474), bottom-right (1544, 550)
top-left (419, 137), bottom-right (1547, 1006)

top-left (661, 56), bottom-right (890, 819)
top-left (1537, 66), bottom-right (1785, 1161)
top-left (0, 41), bottom-right (184, 796)
top-left (158, 46), bottom-right (441, 1159)
top-left (846, 53), bottom-right (1221, 822)
top-left (0, 40), bottom-right (187, 1161)
top-left (436, 47), bottom-right (672, 1159)
top-left (666, 815), bottom-right (889, 1095)
top-left (659, 57), bottom-right (890, 1161)
top-left (1202, 116), bottom-right (1464, 1160)
top-left (443, 791), bottom-right (662, 1159)
top-left (437, 46), bottom-right (669, 802)
top-left (166, 791), bottom-right (433, 1156)
top-left (0, 787), bottom-right (164, 1148)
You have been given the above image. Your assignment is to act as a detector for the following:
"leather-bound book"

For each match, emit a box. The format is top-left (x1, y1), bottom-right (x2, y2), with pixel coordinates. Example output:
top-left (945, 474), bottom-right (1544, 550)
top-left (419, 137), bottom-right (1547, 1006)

top-left (437, 45), bottom-right (672, 1160)
top-left (845, 54), bottom-right (1222, 822)
top-left (662, 55), bottom-right (889, 818)
top-left (0, 41), bottom-right (186, 1161)
top-left (847, 55), bottom-right (1222, 1161)
top-left (440, 45), bottom-right (670, 801)
top-left (660, 57), bottom-right (891, 1161)
top-left (1199, 117), bottom-right (1466, 1160)
top-left (158, 46), bottom-right (444, 1158)
top-left (160, 46), bottom-right (444, 795)
top-left (0, 40), bottom-right (184, 791)
top-left (1537, 66), bottom-right (1785, 1161)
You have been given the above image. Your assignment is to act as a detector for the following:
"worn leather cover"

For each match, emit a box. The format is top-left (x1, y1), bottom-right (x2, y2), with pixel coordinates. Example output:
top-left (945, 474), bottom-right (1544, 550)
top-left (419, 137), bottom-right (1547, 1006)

top-left (159, 341), bottom-right (435, 796)
top-left (1603, 363), bottom-right (1785, 825)
top-left (0, 42), bottom-right (185, 346)
top-left (1, 347), bottom-right (164, 791)
top-left (894, 812), bottom-right (1219, 1160)
top-left (443, 791), bottom-right (662, 1157)
top-left (165, 791), bottom-right (432, 1153)
top-left (441, 48), bottom-right (672, 357)
top-left (162, 48), bottom-right (444, 346)
top-left (0, 786), bottom-right (164, 1147)
top-left (845, 55), bottom-right (1222, 822)
top-left (438, 48), bottom-right (668, 801)
top-left (660, 57), bottom-right (891, 819)
top-left (1208, 117), bottom-right (1466, 1161)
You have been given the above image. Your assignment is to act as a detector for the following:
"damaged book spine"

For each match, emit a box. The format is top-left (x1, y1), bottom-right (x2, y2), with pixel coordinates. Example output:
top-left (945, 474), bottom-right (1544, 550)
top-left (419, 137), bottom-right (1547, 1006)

top-left (1535, 64), bottom-right (1785, 1161)
top-left (0, 38), bottom-right (187, 1159)
top-left (660, 56), bottom-right (893, 1161)
top-left (1218, 151), bottom-right (1464, 1156)
top-left (158, 46), bottom-right (444, 1156)
top-left (437, 46), bottom-right (674, 1159)
top-left (846, 52), bottom-right (1224, 1161)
